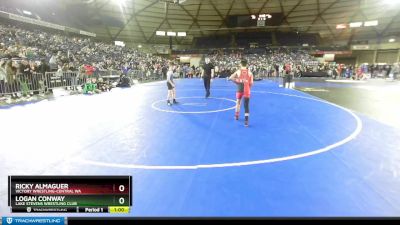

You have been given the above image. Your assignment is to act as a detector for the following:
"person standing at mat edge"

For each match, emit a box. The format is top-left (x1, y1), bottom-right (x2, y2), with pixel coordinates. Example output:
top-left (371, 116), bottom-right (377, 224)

top-left (166, 62), bottom-right (178, 106)
top-left (229, 59), bottom-right (254, 127)
top-left (201, 57), bottom-right (214, 98)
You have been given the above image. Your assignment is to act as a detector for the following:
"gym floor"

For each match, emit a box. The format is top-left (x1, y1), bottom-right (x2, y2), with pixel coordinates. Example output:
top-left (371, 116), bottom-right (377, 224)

top-left (295, 77), bottom-right (400, 128)
top-left (1, 78), bottom-right (399, 216)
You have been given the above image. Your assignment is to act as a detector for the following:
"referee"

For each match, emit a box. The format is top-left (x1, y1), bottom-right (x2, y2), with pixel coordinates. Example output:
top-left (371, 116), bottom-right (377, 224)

top-left (201, 57), bottom-right (214, 98)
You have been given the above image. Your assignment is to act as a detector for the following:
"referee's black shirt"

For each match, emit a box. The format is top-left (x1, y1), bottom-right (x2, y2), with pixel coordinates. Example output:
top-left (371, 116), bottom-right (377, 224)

top-left (203, 63), bottom-right (214, 78)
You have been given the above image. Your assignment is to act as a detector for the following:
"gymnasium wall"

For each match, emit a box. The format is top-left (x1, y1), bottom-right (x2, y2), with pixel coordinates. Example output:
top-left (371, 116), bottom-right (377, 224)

top-left (352, 49), bottom-right (400, 64)
top-left (354, 50), bottom-right (375, 64)
top-left (190, 57), bottom-right (202, 67)
top-left (376, 50), bottom-right (398, 64)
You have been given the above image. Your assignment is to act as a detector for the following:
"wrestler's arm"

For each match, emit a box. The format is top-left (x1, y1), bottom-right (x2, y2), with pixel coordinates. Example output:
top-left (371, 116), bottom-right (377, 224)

top-left (249, 71), bottom-right (254, 87)
top-left (229, 70), bottom-right (240, 83)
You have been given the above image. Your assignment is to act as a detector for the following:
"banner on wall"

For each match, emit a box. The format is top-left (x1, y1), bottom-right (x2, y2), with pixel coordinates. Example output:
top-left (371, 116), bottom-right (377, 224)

top-left (153, 45), bottom-right (170, 55)
top-left (313, 51), bottom-right (352, 55)
top-left (352, 45), bottom-right (370, 50)
top-left (323, 54), bottom-right (335, 62)
top-left (9, 13), bottom-right (65, 31)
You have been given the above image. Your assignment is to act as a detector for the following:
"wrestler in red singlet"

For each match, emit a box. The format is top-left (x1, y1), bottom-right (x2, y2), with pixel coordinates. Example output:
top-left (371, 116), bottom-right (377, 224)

top-left (229, 59), bottom-right (254, 127)
top-left (236, 68), bottom-right (252, 99)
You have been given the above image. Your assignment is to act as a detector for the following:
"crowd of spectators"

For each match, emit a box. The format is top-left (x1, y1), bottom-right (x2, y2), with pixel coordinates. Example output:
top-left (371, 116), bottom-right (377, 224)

top-left (171, 48), bottom-right (323, 79)
top-left (203, 48), bottom-right (320, 78)
top-left (1, 20), bottom-right (398, 105)
top-left (0, 22), bottom-right (169, 73)
top-left (195, 49), bottom-right (399, 81)
top-left (326, 63), bottom-right (400, 80)
top-left (0, 21), bottom-right (171, 102)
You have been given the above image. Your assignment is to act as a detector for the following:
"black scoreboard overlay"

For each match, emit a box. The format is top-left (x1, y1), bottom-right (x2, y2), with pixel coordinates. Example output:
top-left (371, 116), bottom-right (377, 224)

top-left (8, 176), bottom-right (132, 214)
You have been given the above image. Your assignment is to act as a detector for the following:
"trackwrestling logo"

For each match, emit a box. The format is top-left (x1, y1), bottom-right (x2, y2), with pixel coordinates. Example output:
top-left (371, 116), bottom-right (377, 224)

top-left (2, 217), bottom-right (64, 225)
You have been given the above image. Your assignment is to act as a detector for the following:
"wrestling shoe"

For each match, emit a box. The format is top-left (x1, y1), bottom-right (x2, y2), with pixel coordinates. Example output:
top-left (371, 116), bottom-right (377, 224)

top-left (235, 112), bottom-right (239, 120)
top-left (173, 99), bottom-right (179, 104)
top-left (244, 120), bottom-right (249, 127)
top-left (167, 100), bottom-right (172, 106)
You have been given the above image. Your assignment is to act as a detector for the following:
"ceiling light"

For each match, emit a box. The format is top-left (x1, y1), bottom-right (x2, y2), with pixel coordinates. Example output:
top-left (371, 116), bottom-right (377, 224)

top-left (156, 31), bottom-right (166, 36)
top-left (336, 24), bottom-right (347, 29)
top-left (22, 10), bottom-right (32, 15)
top-left (167, 31), bottom-right (177, 37)
top-left (389, 38), bottom-right (395, 43)
top-left (259, 14), bottom-right (272, 19)
top-left (114, 41), bottom-right (125, 47)
top-left (383, 0), bottom-right (400, 5)
top-left (177, 32), bottom-right (186, 37)
top-left (113, 0), bottom-right (126, 4)
top-left (364, 20), bottom-right (378, 27)
top-left (349, 22), bottom-right (363, 28)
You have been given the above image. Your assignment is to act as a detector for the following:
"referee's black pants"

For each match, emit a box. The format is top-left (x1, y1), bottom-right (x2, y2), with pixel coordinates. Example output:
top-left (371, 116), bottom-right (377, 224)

top-left (203, 76), bottom-right (211, 96)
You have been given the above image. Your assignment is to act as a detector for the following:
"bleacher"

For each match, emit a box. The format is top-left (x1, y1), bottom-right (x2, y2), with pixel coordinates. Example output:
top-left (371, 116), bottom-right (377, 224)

top-left (194, 35), bottom-right (232, 48)
top-left (236, 32), bottom-right (273, 48)
top-left (276, 32), bottom-right (318, 46)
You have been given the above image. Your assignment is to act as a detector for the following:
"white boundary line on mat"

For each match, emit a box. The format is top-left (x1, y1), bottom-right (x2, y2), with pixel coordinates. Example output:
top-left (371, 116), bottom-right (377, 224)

top-left (77, 91), bottom-right (363, 170)
top-left (151, 97), bottom-right (236, 114)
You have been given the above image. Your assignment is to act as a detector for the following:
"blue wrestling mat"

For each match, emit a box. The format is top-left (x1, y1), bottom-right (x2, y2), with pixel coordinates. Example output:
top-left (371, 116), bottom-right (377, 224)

top-left (1, 78), bottom-right (399, 216)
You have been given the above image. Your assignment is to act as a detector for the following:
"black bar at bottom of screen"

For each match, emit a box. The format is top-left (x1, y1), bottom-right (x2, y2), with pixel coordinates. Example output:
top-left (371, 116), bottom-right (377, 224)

top-left (66, 218), bottom-right (400, 225)
top-left (11, 207), bottom-right (109, 213)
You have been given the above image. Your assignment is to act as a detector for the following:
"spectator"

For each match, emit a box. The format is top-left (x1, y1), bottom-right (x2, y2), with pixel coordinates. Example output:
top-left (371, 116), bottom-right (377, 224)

top-left (37, 59), bottom-right (50, 74)
top-left (161, 64), bottom-right (168, 80)
top-left (116, 74), bottom-right (131, 88)
top-left (0, 60), bottom-right (7, 95)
